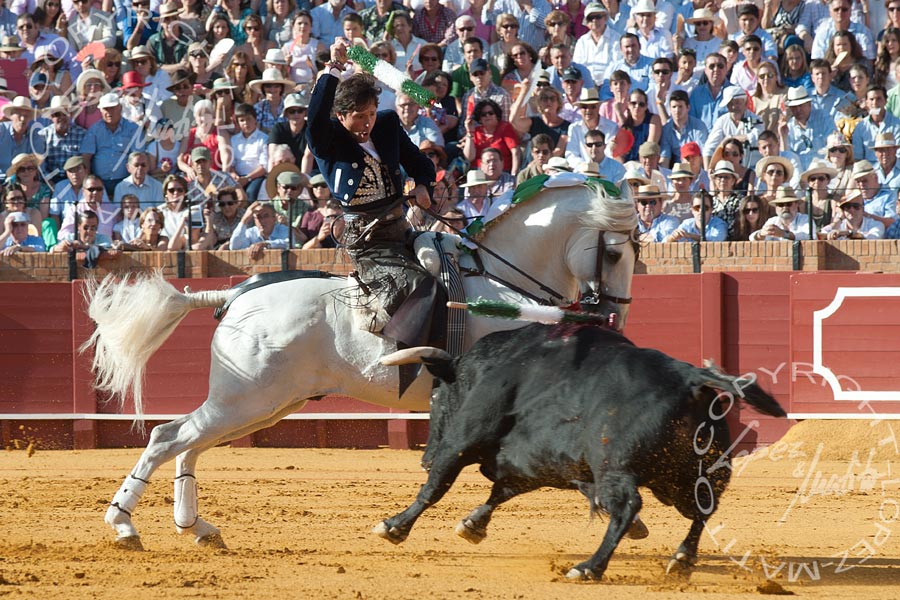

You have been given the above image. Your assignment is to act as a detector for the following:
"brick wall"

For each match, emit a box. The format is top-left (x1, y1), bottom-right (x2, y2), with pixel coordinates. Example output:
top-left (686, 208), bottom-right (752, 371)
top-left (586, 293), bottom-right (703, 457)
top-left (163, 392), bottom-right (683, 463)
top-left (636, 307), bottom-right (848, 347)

top-left (4, 241), bottom-right (900, 281)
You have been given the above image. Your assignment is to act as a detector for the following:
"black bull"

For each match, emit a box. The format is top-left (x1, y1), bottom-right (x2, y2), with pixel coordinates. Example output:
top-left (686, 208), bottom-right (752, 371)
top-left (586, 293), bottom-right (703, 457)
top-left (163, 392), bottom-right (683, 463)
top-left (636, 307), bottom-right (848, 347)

top-left (377, 323), bottom-right (786, 580)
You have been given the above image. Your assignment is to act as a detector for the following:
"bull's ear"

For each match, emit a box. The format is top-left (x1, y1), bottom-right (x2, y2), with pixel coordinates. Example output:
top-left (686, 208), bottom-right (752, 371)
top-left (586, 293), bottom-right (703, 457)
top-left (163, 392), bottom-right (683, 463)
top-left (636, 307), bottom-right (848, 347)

top-left (421, 355), bottom-right (456, 383)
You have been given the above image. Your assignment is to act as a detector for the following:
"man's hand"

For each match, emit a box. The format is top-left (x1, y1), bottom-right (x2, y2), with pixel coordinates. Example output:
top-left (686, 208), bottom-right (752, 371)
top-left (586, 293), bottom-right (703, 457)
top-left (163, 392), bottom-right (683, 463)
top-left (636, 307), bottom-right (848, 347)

top-left (249, 241), bottom-right (267, 260)
top-left (242, 201), bottom-right (260, 224)
top-left (412, 184), bottom-right (431, 210)
top-left (330, 39), bottom-right (349, 65)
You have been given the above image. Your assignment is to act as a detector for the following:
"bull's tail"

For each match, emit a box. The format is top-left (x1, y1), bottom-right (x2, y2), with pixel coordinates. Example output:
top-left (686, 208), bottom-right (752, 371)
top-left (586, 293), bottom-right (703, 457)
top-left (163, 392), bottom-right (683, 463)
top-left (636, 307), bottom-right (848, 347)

top-left (695, 360), bottom-right (787, 419)
top-left (81, 272), bottom-right (233, 429)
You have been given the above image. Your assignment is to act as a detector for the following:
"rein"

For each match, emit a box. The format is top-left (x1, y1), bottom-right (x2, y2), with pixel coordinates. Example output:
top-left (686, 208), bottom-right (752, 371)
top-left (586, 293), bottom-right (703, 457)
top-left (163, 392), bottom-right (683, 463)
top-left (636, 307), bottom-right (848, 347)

top-left (580, 230), bottom-right (635, 309)
top-left (425, 207), bottom-right (566, 305)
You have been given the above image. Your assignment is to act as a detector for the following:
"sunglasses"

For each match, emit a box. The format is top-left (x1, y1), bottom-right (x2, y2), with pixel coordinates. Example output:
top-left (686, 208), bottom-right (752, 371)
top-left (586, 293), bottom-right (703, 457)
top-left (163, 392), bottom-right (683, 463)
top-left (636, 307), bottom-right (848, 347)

top-left (587, 14), bottom-right (607, 21)
top-left (707, 63), bottom-right (726, 70)
top-left (86, 187), bottom-right (104, 193)
top-left (691, 205), bottom-right (709, 211)
top-left (218, 201), bottom-right (237, 207)
top-left (500, 24), bottom-right (518, 29)
top-left (457, 26), bottom-right (474, 32)
top-left (245, 25), bottom-right (261, 31)
top-left (843, 202), bottom-right (863, 210)
top-left (17, 23), bottom-right (34, 30)
top-left (18, 165), bottom-right (37, 171)
top-left (285, 108), bottom-right (305, 115)
top-left (278, 184), bottom-right (299, 190)
top-left (312, 183), bottom-right (329, 188)
top-left (743, 207), bottom-right (759, 214)
top-left (829, 147), bottom-right (848, 154)
top-left (548, 21), bottom-right (564, 26)
top-left (190, 52), bottom-right (206, 58)
top-left (585, 141), bottom-right (604, 148)
top-left (809, 175), bottom-right (829, 182)
top-left (638, 199), bottom-right (658, 206)
top-left (132, 58), bottom-right (150, 65)
top-left (167, 187), bottom-right (186, 193)
top-left (653, 69), bottom-right (671, 75)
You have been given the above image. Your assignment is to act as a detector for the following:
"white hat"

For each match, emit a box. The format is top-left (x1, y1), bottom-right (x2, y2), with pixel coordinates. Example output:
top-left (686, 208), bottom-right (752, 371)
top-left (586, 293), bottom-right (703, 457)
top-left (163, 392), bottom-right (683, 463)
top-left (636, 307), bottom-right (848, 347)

top-left (686, 8), bottom-right (717, 24)
top-left (264, 49), bottom-right (288, 65)
top-left (98, 92), bottom-right (121, 109)
top-left (712, 160), bottom-right (737, 177)
top-left (622, 168), bottom-right (650, 185)
top-left (723, 86), bottom-right (746, 105)
top-left (459, 169), bottom-right (492, 187)
top-left (0, 96), bottom-right (37, 119)
top-left (785, 86), bottom-right (811, 107)
top-left (42, 95), bottom-right (76, 117)
top-left (249, 68), bottom-right (296, 94)
top-left (8, 211), bottom-right (29, 224)
top-left (542, 156), bottom-right (573, 173)
top-left (582, 2), bottom-right (608, 25)
top-left (632, 0), bottom-right (657, 15)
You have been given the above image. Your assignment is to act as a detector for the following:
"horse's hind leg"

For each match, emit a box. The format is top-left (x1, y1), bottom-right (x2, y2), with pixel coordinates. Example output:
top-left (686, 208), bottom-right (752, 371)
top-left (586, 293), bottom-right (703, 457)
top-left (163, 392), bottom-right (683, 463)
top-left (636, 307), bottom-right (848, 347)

top-left (170, 400), bottom-right (308, 549)
top-left (105, 415), bottom-right (202, 549)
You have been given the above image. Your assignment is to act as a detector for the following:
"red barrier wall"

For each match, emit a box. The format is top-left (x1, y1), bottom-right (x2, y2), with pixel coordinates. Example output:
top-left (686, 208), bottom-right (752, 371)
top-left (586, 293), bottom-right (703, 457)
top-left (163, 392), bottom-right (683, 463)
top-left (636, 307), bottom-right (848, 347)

top-left (6, 271), bottom-right (899, 452)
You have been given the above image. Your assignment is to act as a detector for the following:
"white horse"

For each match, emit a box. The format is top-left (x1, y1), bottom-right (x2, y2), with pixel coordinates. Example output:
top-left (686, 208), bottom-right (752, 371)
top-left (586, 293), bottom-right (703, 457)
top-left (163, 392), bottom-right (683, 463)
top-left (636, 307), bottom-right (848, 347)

top-left (84, 181), bottom-right (639, 550)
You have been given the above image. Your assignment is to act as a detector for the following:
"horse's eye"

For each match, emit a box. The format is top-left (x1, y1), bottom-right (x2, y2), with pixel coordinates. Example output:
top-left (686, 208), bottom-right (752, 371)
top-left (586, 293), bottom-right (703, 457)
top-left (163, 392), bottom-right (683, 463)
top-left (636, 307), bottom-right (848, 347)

top-left (607, 251), bottom-right (622, 264)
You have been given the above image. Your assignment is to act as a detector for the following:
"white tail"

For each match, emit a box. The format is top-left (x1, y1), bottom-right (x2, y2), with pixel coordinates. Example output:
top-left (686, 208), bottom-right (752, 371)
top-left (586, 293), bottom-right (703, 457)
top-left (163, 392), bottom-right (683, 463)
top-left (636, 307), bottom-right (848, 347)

top-left (81, 272), bottom-right (232, 428)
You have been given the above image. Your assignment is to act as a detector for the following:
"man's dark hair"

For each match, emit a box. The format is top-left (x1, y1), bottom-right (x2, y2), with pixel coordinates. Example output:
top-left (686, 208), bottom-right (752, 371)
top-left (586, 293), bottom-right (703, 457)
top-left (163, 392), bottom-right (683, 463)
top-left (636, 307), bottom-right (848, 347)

top-left (422, 70), bottom-right (451, 87)
top-left (462, 36), bottom-right (483, 51)
top-left (669, 89), bottom-right (689, 105)
top-left (234, 103), bottom-right (256, 118)
top-left (866, 84), bottom-right (887, 97)
top-left (481, 147), bottom-right (502, 160)
top-left (549, 42), bottom-right (571, 54)
top-left (621, 32), bottom-right (639, 46)
top-left (81, 209), bottom-right (99, 222)
top-left (652, 57), bottom-right (674, 69)
top-left (342, 13), bottom-right (363, 27)
top-left (585, 129), bottom-right (605, 143)
top-left (531, 133), bottom-right (553, 148)
top-left (809, 58), bottom-right (831, 71)
top-left (758, 129), bottom-right (779, 144)
top-left (741, 34), bottom-right (762, 47)
top-left (333, 73), bottom-right (381, 115)
top-left (610, 69), bottom-right (632, 84)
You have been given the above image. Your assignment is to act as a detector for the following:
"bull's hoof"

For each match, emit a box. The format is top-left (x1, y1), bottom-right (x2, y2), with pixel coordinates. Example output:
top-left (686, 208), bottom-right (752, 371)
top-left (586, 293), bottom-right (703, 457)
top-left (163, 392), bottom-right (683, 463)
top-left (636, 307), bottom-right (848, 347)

top-left (665, 555), bottom-right (695, 578)
top-left (373, 521), bottom-right (408, 544)
top-left (455, 519), bottom-right (487, 544)
top-left (197, 533), bottom-right (227, 549)
top-left (114, 535), bottom-right (144, 551)
top-left (565, 566), bottom-right (601, 581)
top-left (625, 517), bottom-right (649, 540)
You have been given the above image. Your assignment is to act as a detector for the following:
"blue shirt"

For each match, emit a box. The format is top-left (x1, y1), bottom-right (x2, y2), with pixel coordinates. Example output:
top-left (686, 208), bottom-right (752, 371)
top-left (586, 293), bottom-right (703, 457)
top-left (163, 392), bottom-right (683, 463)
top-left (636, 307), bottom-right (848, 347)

top-left (639, 213), bottom-right (680, 242)
top-left (0, 122), bottom-right (47, 179)
top-left (811, 85), bottom-right (852, 123)
top-left (548, 62), bottom-right (596, 93)
top-left (603, 55), bottom-right (654, 93)
top-left (310, 4), bottom-right (356, 44)
top-left (864, 190), bottom-right (898, 220)
top-left (230, 222), bottom-right (290, 250)
top-left (689, 84), bottom-right (734, 131)
top-left (676, 215), bottom-right (728, 241)
top-left (786, 108), bottom-right (835, 171)
top-left (82, 119), bottom-right (145, 183)
top-left (597, 157), bottom-right (625, 183)
top-left (4, 235), bottom-right (46, 252)
top-left (852, 113), bottom-right (900, 163)
top-left (122, 11), bottom-right (159, 47)
top-left (660, 116), bottom-right (708, 163)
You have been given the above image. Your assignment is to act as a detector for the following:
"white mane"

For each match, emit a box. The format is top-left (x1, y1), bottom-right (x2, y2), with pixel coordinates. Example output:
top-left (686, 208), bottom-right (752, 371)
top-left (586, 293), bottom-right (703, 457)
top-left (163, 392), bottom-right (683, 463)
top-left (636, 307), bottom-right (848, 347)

top-left (577, 182), bottom-right (639, 233)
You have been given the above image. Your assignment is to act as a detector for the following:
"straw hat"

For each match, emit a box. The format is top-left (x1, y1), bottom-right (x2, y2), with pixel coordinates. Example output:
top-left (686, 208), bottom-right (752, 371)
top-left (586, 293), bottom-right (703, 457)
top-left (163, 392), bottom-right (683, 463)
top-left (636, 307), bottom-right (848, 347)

top-left (128, 45), bottom-right (154, 62)
top-left (686, 7), bottom-right (718, 24)
top-left (576, 87), bottom-right (600, 105)
top-left (75, 69), bottom-right (111, 97)
top-left (265, 162), bottom-right (306, 199)
top-left (542, 156), bottom-right (573, 173)
top-left (755, 155), bottom-right (794, 181)
top-left (770, 185), bottom-right (799, 204)
top-left (575, 161), bottom-right (601, 177)
top-left (838, 189), bottom-right (863, 207)
top-left (622, 167), bottom-right (650, 185)
top-left (1, 96), bottom-right (37, 119)
top-left (0, 35), bottom-right (22, 52)
top-left (6, 153), bottom-right (43, 179)
top-left (873, 132), bottom-right (899, 149)
top-left (851, 159), bottom-right (877, 180)
top-left (418, 140), bottom-right (447, 166)
top-left (669, 162), bottom-right (694, 179)
top-left (635, 184), bottom-right (667, 199)
top-left (799, 158), bottom-right (838, 185)
top-left (711, 159), bottom-right (737, 177)
top-left (0, 76), bottom-right (15, 99)
top-left (785, 86), bottom-right (811, 107)
top-left (264, 49), bottom-right (288, 65)
top-left (459, 169), bottom-right (493, 187)
top-left (158, 1), bottom-right (181, 19)
top-left (42, 95), bottom-right (77, 117)
top-left (249, 68), bottom-right (295, 94)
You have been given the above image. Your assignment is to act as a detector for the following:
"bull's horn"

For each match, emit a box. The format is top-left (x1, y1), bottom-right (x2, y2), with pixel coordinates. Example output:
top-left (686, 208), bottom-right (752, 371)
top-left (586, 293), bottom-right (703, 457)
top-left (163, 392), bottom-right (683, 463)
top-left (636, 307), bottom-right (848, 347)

top-left (381, 347), bottom-right (452, 366)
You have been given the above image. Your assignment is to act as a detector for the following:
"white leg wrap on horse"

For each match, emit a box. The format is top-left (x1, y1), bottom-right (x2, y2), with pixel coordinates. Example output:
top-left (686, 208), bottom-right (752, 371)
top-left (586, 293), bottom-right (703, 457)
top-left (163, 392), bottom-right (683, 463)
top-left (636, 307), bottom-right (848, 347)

top-left (109, 475), bottom-right (148, 517)
top-left (173, 473), bottom-right (199, 530)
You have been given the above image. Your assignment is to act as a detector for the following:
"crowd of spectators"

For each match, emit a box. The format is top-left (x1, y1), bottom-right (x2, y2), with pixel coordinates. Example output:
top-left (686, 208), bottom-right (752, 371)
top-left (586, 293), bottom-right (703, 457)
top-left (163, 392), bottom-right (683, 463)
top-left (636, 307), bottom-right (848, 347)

top-left (2, 0), bottom-right (900, 260)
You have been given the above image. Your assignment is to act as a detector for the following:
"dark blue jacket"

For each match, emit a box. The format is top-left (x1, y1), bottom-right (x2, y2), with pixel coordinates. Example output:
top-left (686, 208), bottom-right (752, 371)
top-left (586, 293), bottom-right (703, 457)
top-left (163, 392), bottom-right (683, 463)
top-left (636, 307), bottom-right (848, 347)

top-left (305, 74), bottom-right (436, 211)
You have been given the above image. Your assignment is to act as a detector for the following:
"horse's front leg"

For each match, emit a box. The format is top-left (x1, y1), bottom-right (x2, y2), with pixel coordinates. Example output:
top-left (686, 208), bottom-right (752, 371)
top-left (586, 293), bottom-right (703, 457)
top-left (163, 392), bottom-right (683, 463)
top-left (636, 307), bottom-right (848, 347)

top-left (174, 449), bottom-right (226, 548)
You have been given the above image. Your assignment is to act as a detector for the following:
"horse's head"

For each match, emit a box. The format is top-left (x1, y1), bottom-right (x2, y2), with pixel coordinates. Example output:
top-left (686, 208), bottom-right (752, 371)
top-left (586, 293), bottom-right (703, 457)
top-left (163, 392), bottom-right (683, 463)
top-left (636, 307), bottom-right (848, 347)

top-left (565, 184), bottom-right (639, 331)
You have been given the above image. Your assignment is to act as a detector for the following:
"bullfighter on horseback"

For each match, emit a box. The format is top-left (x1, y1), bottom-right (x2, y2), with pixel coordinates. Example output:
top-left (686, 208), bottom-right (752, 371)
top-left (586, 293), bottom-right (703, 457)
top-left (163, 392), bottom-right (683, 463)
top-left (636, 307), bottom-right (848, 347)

top-left (306, 38), bottom-right (444, 346)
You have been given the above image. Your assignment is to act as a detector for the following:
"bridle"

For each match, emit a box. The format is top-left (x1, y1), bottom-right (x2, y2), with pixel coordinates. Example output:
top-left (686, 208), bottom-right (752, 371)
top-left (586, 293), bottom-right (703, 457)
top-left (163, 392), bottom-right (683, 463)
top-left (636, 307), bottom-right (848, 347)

top-left (580, 229), bottom-right (639, 308)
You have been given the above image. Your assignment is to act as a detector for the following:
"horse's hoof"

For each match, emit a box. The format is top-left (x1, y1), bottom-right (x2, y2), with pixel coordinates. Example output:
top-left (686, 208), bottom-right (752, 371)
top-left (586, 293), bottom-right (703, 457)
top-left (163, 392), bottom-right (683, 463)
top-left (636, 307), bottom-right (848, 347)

top-left (665, 557), bottom-right (694, 578)
top-left (114, 535), bottom-right (144, 551)
top-left (565, 566), bottom-right (599, 581)
top-left (625, 517), bottom-right (649, 540)
top-left (197, 533), bottom-right (227, 549)
top-left (455, 519), bottom-right (486, 544)
top-left (372, 522), bottom-right (407, 545)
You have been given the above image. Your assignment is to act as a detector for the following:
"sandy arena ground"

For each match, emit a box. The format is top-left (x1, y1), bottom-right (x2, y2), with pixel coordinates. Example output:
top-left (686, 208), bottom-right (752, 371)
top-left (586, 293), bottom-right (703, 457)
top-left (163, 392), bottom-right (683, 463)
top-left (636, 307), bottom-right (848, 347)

top-left (2, 420), bottom-right (900, 599)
